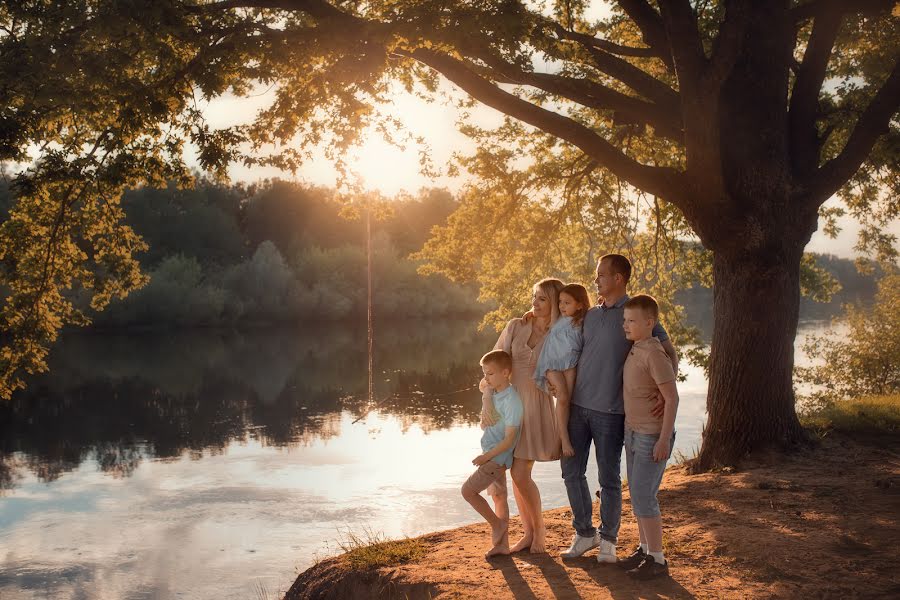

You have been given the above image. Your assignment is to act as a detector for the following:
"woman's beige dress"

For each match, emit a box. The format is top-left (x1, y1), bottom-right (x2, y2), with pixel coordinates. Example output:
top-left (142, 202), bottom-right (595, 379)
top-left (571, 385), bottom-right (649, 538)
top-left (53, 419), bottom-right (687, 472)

top-left (494, 318), bottom-right (561, 462)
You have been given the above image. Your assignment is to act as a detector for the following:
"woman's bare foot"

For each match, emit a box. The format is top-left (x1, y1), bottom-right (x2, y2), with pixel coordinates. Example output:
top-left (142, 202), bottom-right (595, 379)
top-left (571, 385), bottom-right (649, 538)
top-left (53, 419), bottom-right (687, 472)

top-left (509, 533), bottom-right (533, 553)
top-left (485, 520), bottom-right (510, 558)
top-left (530, 530), bottom-right (547, 553)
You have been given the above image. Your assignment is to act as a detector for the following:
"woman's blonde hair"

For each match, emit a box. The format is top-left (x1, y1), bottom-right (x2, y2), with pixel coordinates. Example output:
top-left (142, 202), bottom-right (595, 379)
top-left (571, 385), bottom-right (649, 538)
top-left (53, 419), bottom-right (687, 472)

top-left (534, 278), bottom-right (565, 324)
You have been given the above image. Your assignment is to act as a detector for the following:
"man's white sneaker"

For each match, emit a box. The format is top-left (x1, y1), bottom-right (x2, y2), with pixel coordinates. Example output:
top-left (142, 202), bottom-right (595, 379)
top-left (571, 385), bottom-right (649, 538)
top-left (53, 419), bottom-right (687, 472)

top-left (596, 539), bottom-right (617, 563)
top-left (560, 533), bottom-right (600, 558)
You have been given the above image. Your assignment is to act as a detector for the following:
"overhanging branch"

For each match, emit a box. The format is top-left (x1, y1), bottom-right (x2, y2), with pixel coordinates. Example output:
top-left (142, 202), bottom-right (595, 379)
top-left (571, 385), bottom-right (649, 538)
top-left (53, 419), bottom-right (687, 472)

top-left (550, 25), bottom-right (681, 109)
top-left (791, 0), bottom-right (895, 23)
top-left (615, 0), bottom-right (674, 69)
top-left (460, 44), bottom-right (682, 141)
top-left (399, 47), bottom-right (682, 202)
top-left (548, 22), bottom-right (659, 59)
top-left (788, 0), bottom-right (842, 178)
top-left (706, 0), bottom-right (749, 87)
top-left (658, 0), bottom-right (707, 95)
top-left (805, 60), bottom-right (900, 204)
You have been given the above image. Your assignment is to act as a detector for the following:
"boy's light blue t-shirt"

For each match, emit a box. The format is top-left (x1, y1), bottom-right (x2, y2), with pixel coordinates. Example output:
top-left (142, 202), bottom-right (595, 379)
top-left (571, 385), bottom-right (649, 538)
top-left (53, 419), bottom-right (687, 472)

top-left (481, 385), bottom-right (523, 469)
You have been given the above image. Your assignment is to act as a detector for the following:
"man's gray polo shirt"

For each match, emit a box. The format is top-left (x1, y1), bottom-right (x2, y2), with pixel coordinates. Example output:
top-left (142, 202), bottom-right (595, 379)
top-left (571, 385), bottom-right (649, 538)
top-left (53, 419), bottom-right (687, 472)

top-left (572, 295), bottom-right (669, 414)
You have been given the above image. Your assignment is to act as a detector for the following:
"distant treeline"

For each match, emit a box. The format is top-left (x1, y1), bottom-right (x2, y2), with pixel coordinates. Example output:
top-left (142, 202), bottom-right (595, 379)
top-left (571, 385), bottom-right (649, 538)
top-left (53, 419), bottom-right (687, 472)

top-left (0, 176), bottom-right (877, 331)
top-left (0, 177), bottom-right (481, 328)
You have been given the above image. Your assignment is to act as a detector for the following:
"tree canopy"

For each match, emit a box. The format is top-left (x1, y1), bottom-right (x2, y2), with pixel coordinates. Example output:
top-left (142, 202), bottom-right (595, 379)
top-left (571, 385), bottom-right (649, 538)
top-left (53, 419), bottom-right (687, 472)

top-left (1, 1), bottom-right (897, 465)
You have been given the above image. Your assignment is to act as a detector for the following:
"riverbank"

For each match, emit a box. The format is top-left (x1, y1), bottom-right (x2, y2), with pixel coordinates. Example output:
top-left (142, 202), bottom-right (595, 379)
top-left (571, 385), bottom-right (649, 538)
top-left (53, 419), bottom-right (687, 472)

top-left (285, 424), bottom-right (899, 599)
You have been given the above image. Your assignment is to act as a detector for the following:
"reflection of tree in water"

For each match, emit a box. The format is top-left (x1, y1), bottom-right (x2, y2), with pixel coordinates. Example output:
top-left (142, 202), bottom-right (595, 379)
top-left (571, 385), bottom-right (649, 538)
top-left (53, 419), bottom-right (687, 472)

top-left (0, 454), bottom-right (23, 492)
top-left (0, 320), bottom-right (494, 492)
top-left (346, 320), bottom-right (494, 433)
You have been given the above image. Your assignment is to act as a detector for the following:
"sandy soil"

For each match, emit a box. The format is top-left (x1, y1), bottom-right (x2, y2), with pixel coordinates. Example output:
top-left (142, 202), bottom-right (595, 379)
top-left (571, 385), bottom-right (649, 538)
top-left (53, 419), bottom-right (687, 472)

top-left (286, 433), bottom-right (899, 599)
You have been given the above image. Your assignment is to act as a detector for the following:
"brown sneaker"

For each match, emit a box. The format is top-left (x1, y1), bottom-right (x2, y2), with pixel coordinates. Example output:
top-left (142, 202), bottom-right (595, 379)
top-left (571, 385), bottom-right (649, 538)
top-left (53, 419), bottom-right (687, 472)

top-left (627, 554), bottom-right (669, 579)
top-left (617, 546), bottom-right (645, 570)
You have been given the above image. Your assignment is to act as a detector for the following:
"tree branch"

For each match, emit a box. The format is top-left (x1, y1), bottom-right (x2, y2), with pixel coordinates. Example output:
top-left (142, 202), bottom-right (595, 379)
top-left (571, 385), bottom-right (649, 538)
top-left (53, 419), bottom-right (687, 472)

top-left (461, 45), bottom-right (682, 141)
top-left (791, 0), bottom-right (895, 23)
top-left (399, 47), bottom-right (682, 201)
top-left (189, 0), bottom-right (687, 198)
top-left (550, 25), bottom-right (681, 109)
top-left (578, 37), bottom-right (658, 59)
top-left (805, 60), bottom-right (900, 204)
top-left (706, 0), bottom-right (750, 87)
top-left (614, 0), bottom-right (674, 69)
top-left (187, 0), bottom-right (346, 20)
top-left (548, 23), bottom-right (659, 59)
top-left (788, 0), bottom-right (842, 178)
top-left (658, 0), bottom-right (707, 95)
top-left (518, 72), bottom-right (683, 141)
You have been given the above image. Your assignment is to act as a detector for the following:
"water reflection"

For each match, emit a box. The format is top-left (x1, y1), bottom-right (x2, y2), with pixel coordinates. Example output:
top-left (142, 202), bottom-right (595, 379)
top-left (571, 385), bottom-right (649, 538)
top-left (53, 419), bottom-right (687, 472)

top-left (0, 322), bottom-right (494, 494)
top-left (0, 314), bottom-right (845, 599)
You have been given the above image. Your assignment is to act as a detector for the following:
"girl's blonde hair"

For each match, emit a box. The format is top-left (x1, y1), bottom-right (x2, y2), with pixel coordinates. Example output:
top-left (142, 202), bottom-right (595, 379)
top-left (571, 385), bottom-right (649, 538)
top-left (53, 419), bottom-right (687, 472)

top-left (534, 278), bottom-right (565, 324)
top-left (560, 283), bottom-right (592, 327)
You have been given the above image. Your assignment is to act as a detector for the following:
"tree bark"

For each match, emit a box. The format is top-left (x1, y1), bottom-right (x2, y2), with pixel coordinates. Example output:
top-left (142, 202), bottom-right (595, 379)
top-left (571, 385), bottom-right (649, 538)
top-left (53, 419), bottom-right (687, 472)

top-left (695, 242), bottom-right (809, 470)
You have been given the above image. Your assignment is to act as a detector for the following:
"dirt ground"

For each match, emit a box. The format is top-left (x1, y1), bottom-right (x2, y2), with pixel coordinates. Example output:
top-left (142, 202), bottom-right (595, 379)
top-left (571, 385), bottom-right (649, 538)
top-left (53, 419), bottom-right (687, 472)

top-left (287, 433), bottom-right (899, 599)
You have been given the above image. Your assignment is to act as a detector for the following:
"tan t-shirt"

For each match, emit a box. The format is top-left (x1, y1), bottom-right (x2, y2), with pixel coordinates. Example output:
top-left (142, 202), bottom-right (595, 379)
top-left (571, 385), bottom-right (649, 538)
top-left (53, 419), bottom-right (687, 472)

top-left (623, 337), bottom-right (676, 434)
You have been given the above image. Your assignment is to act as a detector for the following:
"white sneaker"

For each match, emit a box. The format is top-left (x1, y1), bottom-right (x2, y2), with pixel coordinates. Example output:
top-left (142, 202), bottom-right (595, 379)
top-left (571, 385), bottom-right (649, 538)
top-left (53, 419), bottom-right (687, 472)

top-left (596, 539), bottom-right (617, 563)
top-left (560, 532), bottom-right (600, 558)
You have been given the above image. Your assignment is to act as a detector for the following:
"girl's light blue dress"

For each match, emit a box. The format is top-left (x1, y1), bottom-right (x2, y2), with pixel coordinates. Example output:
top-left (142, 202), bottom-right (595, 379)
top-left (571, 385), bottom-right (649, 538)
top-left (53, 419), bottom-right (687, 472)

top-left (533, 315), bottom-right (583, 394)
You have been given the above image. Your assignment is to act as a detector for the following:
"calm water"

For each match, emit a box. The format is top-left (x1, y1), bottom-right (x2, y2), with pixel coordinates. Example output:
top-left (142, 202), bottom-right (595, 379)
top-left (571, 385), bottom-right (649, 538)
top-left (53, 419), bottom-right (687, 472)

top-left (0, 315), bottom-right (838, 599)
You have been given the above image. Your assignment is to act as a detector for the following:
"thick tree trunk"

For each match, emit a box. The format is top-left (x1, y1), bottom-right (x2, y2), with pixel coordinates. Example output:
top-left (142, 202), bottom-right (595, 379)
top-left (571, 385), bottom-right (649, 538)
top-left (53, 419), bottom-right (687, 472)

top-left (694, 243), bottom-right (809, 470)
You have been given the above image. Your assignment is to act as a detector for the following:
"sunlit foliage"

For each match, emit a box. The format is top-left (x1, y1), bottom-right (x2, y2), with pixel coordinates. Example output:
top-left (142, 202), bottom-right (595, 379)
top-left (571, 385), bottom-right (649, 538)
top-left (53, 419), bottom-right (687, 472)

top-left (796, 273), bottom-right (900, 407)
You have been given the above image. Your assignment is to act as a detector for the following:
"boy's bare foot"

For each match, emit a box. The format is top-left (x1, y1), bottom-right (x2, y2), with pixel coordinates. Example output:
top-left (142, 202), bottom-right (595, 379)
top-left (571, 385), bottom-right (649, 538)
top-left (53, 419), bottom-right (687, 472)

top-left (490, 519), bottom-right (509, 545)
top-left (509, 534), bottom-right (533, 553)
top-left (485, 523), bottom-right (510, 558)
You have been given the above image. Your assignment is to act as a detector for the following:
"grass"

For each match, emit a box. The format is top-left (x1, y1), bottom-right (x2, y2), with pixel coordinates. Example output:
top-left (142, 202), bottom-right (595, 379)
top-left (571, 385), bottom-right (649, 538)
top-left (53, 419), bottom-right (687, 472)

top-left (336, 526), bottom-right (427, 571)
top-left (800, 394), bottom-right (900, 436)
top-left (253, 578), bottom-right (283, 600)
top-left (673, 444), bottom-right (699, 466)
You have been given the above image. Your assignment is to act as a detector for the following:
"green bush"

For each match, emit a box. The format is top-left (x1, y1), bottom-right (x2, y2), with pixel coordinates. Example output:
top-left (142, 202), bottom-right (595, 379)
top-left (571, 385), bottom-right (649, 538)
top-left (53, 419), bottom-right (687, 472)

top-left (96, 255), bottom-right (226, 327)
top-left (223, 241), bottom-right (300, 322)
top-left (796, 273), bottom-right (900, 408)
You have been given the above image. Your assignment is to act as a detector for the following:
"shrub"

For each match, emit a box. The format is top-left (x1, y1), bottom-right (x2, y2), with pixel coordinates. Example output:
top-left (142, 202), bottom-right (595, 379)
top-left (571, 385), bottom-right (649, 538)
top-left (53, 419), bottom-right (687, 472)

top-left (97, 255), bottom-right (225, 327)
top-left (223, 241), bottom-right (302, 322)
top-left (796, 274), bottom-right (900, 408)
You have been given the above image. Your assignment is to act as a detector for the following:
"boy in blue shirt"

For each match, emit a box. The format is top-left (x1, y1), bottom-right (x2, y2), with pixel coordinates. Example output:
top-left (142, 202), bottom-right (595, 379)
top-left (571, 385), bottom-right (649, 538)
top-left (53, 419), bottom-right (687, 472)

top-left (461, 349), bottom-right (524, 558)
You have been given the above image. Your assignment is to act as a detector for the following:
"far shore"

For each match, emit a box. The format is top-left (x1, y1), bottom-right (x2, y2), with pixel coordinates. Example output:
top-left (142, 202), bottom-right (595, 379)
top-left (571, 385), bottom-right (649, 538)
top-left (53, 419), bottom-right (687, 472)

top-left (284, 425), bottom-right (899, 600)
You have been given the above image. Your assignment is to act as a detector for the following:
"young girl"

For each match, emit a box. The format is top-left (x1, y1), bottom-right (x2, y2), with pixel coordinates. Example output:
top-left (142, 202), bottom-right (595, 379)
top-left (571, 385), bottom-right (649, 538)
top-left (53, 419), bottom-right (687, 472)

top-left (533, 283), bottom-right (591, 457)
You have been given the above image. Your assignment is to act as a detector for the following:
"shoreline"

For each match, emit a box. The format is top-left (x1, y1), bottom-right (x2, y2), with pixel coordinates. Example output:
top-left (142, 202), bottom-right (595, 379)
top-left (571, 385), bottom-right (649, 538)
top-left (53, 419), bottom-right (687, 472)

top-left (285, 432), bottom-right (899, 599)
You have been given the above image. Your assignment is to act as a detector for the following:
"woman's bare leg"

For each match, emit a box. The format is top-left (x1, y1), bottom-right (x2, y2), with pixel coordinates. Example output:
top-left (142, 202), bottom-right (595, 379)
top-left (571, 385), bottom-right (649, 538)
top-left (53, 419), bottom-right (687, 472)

top-left (511, 458), bottom-right (546, 553)
top-left (547, 369), bottom-right (575, 457)
top-left (509, 459), bottom-right (534, 552)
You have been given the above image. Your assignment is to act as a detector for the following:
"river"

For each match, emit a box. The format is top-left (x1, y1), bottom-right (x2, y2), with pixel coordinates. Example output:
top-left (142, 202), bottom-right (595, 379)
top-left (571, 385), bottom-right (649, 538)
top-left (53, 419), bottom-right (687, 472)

top-left (0, 309), bottom-right (847, 599)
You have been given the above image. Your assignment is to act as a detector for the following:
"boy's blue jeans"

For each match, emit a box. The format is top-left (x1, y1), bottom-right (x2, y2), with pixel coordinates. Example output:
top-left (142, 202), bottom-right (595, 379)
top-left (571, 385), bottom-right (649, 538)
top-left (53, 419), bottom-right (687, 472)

top-left (624, 427), bottom-right (675, 518)
top-left (560, 405), bottom-right (625, 543)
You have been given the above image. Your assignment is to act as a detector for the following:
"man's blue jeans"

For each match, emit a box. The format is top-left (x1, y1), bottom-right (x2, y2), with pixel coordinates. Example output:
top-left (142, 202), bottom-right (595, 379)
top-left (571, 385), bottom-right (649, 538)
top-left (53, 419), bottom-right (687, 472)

top-left (560, 405), bottom-right (625, 542)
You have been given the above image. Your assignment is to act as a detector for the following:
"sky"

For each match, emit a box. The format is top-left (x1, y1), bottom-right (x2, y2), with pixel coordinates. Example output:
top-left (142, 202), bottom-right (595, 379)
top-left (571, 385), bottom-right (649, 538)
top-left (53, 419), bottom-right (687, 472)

top-left (197, 82), bottom-right (485, 195)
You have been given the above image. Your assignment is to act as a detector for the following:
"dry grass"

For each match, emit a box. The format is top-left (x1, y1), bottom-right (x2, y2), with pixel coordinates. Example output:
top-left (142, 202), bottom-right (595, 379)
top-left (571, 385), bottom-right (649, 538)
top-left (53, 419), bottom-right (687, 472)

top-left (337, 527), bottom-right (427, 571)
top-left (800, 393), bottom-right (900, 436)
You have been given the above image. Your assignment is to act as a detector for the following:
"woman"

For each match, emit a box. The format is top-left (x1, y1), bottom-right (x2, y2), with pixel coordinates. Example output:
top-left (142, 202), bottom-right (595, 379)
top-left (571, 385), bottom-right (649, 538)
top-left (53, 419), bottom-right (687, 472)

top-left (481, 278), bottom-right (563, 553)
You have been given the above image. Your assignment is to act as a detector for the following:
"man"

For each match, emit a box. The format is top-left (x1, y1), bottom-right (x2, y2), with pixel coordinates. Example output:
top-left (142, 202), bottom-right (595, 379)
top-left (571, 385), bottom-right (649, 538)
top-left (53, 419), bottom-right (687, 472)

top-left (560, 254), bottom-right (678, 562)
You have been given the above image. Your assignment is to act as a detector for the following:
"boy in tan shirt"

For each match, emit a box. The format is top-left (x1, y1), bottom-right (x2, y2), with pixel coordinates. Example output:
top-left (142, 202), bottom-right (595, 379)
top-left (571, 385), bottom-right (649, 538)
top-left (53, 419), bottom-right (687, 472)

top-left (619, 294), bottom-right (679, 579)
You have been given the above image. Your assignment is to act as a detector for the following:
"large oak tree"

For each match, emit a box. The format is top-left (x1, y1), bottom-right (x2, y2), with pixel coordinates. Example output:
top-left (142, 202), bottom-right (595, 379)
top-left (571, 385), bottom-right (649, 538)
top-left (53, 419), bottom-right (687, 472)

top-left (1, 1), bottom-right (897, 468)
